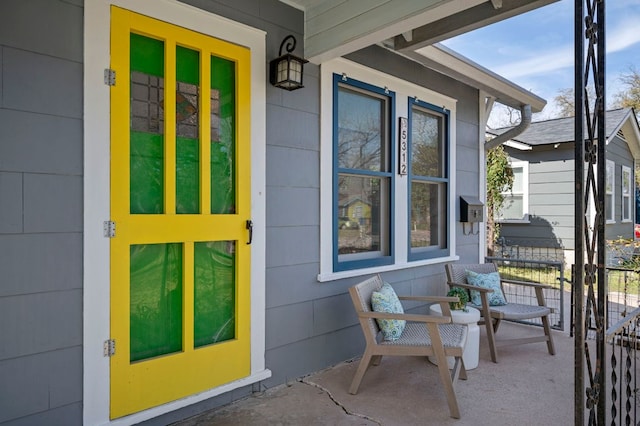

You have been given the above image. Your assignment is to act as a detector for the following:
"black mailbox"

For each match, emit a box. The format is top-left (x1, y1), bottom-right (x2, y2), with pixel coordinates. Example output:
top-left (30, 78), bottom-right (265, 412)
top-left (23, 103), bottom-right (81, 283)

top-left (460, 196), bottom-right (483, 223)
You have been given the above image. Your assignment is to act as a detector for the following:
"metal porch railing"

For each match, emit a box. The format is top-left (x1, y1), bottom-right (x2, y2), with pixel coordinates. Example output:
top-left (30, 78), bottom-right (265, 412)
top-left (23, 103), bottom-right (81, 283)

top-left (569, 266), bottom-right (640, 339)
top-left (605, 306), bottom-right (640, 425)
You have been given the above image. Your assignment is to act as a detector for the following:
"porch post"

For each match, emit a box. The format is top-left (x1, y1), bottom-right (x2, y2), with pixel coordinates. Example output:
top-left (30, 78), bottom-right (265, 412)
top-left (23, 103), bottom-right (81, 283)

top-left (574, 0), bottom-right (585, 421)
top-left (575, 0), bottom-right (607, 423)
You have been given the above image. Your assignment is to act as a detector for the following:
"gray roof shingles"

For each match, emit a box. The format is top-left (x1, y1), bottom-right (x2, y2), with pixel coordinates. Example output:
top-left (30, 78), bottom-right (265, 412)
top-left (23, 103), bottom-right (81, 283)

top-left (490, 108), bottom-right (631, 146)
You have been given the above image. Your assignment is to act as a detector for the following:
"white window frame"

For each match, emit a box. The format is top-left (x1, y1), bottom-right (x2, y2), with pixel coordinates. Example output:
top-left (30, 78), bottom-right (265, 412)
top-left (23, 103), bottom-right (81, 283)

top-left (497, 161), bottom-right (529, 223)
top-left (318, 58), bottom-right (458, 281)
top-left (622, 165), bottom-right (632, 222)
top-left (606, 159), bottom-right (615, 223)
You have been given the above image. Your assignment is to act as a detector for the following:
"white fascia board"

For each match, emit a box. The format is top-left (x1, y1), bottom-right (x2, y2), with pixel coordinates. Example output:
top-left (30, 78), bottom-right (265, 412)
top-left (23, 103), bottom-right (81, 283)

top-left (503, 140), bottom-right (533, 151)
top-left (277, 0), bottom-right (305, 11)
top-left (606, 109), bottom-right (640, 160)
top-left (620, 111), bottom-right (640, 160)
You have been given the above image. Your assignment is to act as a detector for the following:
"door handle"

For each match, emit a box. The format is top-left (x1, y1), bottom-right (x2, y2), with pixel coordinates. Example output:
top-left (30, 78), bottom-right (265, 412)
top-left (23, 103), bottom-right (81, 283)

top-left (246, 220), bottom-right (253, 245)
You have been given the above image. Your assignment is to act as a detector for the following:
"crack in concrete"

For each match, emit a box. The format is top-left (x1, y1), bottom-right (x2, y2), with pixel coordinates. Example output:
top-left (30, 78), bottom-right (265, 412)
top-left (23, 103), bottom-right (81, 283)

top-left (299, 377), bottom-right (383, 425)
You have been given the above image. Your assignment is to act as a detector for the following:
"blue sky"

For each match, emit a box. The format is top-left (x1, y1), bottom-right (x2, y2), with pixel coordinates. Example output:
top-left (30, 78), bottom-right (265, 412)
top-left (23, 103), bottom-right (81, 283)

top-left (441, 0), bottom-right (640, 125)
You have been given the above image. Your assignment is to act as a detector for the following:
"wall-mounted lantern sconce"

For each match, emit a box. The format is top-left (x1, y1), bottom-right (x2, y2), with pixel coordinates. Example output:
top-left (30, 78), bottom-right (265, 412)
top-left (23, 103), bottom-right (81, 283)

top-left (270, 35), bottom-right (308, 91)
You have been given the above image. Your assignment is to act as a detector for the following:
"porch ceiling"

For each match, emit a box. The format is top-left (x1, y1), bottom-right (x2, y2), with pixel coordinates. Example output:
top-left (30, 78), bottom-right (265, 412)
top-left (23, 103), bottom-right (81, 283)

top-left (279, 0), bottom-right (558, 65)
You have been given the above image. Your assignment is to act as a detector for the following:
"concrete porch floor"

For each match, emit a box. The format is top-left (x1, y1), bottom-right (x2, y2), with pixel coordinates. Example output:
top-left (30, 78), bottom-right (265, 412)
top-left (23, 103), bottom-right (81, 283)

top-left (173, 322), bottom-right (575, 425)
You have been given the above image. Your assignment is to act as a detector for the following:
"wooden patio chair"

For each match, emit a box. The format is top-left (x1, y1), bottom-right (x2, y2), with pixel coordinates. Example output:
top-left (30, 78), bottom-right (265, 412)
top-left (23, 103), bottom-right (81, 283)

top-left (348, 274), bottom-right (468, 419)
top-left (445, 263), bottom-right (556, 363)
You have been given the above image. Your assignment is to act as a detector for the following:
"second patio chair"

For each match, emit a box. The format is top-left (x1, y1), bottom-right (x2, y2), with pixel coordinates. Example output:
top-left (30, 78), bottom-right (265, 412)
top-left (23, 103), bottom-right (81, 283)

top-left (348, 274), bottom-right (468, 418)
top-left (445, 262), bottom-right (555, 363)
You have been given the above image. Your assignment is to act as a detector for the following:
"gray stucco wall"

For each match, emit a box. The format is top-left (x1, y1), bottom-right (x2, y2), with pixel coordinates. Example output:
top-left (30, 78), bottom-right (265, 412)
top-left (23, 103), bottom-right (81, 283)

top-left (0, 0), bottom-right (84, 425)
top-left (0, 1), bottom-right (482, 425)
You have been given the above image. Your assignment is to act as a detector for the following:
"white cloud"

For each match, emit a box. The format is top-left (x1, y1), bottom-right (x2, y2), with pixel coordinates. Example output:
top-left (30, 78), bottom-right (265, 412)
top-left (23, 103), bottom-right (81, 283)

top-left (607, 17), bottom-right (640, 52)
top-left (492, 46), bottom-right (574, 80)
top-left (442, 0), bottom-right (640, 111)
top-left (487, 14), bottom-right (640, 81)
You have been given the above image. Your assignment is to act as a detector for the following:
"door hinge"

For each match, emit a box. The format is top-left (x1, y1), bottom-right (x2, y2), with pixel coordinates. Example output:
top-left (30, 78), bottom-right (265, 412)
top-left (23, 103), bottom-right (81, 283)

top-left (103, 220), bottom-right (116, 238)
top-left (104, 339), bottom-right (116, 357)
top-left (104, 69), bottom-right (116, 86)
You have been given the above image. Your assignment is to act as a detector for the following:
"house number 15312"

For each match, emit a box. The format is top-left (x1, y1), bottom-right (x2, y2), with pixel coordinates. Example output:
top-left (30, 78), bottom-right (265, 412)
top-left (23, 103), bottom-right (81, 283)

top-left (398, 117), bottom-right (408, 176)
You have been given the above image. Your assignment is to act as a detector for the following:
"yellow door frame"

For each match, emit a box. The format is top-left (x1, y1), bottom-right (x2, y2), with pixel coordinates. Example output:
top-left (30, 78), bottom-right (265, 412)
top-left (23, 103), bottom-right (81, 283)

top-left (109, 6), bottom-right (251, 418)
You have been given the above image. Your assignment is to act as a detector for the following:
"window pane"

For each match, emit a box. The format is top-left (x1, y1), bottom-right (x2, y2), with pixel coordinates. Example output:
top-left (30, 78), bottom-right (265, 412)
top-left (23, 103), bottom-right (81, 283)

top-left (511, 167), bottom-right (523, 193)
top-left (194, 241), bottom-right (235, 347)
top-left (130, 33), bottom-right (165, 214)
top-left (130, 243), bottom-right (183, 362)
top-left (623, 197), bottom-right (630, 220)
top-left (501, 194), bottom-right (523, 220)
top-left (175, 46), bottom-right (200, 214)
top-left (411, 108), bottom-right (443, 177)
top-left (606, 162), bottom-right (614, 193)
top-left (410, 181), bottom-right (445, 248)
top-left (210, 56), bottom-right (236, 214)
top-left (337, 175), bottom-right (389, 255)
top-left (176, 47), bottom-right (200, 139)
top-left (337, 87), bottom-right (386, 171)
top-left (623, 169), bottom-right (631, 195)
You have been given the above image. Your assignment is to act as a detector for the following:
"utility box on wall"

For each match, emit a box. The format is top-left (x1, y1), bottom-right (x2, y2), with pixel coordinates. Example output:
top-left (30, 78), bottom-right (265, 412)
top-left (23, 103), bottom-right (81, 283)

top-left (460, 196), bottom-right (483, 222)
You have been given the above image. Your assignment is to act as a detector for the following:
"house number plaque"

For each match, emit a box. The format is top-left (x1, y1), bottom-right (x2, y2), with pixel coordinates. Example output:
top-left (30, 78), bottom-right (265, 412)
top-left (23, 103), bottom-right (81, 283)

top-left (398, 117), bottom-right (408, 176)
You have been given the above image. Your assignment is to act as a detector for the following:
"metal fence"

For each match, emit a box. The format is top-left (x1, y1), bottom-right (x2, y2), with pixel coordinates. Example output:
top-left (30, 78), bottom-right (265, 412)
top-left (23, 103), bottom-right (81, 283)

top-left (490, 240), bottom-right (640, 334)
top-left (605, 306), bottom-right (640, 425)
top-left (565, 265), bottom-right (640, 339)
top-left (485, 256), bottom-right (566, 331)
top-left (605, 266), bottom-right (640, 329)
top-left (493, 237), bottom-right (565, 263)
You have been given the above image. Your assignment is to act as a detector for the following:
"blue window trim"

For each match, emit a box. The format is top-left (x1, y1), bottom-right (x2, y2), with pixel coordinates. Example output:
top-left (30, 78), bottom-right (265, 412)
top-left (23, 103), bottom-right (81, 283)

top-left (407, 97), bottom-right (450, 261)
top-left (332, 73), bottom-right (395, 272)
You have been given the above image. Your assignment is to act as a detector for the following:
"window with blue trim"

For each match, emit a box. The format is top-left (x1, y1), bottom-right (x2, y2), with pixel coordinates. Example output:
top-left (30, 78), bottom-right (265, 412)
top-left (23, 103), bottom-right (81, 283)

top-left (408, 99), bottom-right (449, 260)
top-left (333, 75), bottom-right (394, 271)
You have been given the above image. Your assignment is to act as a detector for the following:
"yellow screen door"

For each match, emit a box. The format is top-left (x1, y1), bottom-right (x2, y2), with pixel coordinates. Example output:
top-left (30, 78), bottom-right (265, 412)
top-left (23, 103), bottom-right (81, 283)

top-left (109, 7), bottom-right (251, 418)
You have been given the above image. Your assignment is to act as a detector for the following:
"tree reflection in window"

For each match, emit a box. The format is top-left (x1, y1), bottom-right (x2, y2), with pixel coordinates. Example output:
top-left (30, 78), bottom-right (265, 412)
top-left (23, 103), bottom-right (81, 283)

top-left (336, 84), bottom-right (390, 260)
top-left (409, 104), bottom-right (447, 253)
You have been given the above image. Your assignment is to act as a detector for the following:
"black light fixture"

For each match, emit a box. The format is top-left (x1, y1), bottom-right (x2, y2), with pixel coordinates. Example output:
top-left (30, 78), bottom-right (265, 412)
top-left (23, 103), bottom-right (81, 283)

top-left (270, 35), bottom-right (308, 91)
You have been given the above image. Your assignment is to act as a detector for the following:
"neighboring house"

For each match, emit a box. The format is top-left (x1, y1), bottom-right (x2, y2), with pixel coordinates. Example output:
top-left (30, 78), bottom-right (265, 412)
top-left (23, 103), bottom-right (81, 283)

top-left (339, 198), bottom-right (369, 226)
top-left (0, 1), bottom-right (553, 425)
top-left (491, 108), bottom-right (640, 265)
